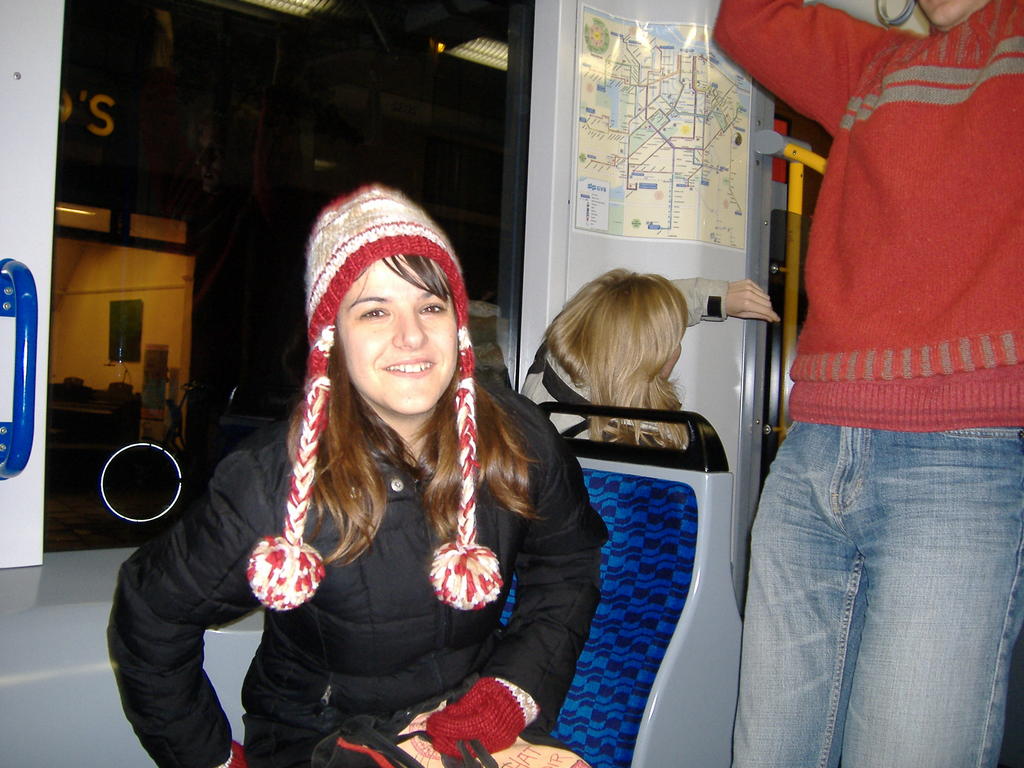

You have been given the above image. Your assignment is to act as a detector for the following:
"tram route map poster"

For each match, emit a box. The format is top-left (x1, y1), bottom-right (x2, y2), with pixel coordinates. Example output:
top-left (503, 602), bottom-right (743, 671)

top-left (575, 7), bottom-right (752, 248)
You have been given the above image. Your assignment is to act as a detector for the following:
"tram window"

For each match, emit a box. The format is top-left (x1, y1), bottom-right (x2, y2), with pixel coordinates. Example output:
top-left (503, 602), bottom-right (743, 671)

top-left (46, 0), bottom-right (531, 552)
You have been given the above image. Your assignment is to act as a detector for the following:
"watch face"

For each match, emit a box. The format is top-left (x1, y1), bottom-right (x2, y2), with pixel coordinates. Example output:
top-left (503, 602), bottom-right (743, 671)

top-left (706, 295), bottom-right (723, 319)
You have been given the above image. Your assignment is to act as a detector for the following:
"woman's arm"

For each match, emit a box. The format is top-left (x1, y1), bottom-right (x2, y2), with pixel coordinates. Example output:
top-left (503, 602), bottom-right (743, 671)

top-left (673, 277), bottom-right (779, 324)
top-left (107, 429), bottom-right (284, 767)
top-left (478, 395), bottom-right (607, 730)
top-left (714, 0), bottom-right (891, 134)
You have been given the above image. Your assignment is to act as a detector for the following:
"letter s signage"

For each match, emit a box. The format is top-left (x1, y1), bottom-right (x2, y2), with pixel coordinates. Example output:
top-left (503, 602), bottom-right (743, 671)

top-left (86, 93), bottom-right (115, 136)
top-left (59, 88), bottom-right (116, 136)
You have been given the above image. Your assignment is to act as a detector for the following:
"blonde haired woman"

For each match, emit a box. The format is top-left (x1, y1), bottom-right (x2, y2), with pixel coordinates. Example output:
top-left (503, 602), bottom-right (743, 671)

top-left (522, 270), bottom-right (777, 448)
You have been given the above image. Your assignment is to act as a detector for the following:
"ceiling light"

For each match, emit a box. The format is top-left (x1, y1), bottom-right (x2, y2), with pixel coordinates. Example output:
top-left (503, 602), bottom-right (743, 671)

top-left (445, 37), bottom-right (508, 71)
top-left (55, 203), bottom-right (111, 233)
top-left (235, 0), bottom-right (334, 18)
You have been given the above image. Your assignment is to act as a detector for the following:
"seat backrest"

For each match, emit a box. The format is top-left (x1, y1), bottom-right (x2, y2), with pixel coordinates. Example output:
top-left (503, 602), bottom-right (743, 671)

top-left (550, 467), bottom-right (698, 768)
top-left (532, 403), bottom-right (741, 768)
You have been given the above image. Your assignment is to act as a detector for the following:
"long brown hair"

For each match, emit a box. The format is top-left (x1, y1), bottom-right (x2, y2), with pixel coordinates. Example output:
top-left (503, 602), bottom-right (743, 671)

top-left (301, 255), bottom-right (534, 564)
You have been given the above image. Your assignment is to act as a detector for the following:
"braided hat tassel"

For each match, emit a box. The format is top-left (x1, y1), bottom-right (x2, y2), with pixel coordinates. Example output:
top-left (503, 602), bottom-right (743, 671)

top-left (247, 331), bottom-right (333, 610)
top-left (428, 331), bottom-right (502, 610)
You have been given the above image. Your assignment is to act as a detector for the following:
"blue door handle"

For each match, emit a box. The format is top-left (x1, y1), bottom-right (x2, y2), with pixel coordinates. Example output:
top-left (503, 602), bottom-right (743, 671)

top-left (0, 259), bottom-right (38, 479)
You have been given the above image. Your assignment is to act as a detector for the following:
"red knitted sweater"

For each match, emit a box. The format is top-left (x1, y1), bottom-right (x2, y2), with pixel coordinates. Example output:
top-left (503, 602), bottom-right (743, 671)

top-left (715, 0), bottom-right (1024, 430)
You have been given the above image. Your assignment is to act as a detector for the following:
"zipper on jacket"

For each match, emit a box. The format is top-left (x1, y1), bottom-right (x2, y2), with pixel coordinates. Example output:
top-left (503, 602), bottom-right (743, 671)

top-left (315, 682), bottom-right (332, 716)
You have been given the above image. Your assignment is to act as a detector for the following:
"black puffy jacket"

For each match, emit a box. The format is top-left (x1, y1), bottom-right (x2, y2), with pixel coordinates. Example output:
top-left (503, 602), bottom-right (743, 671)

top-left (108, 388), bottom-right (606, 767)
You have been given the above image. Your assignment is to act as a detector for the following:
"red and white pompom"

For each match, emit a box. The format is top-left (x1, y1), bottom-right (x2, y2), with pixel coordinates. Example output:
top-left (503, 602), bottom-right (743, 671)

top-left (429, 541), bottom-right (503, 611)
top-left (247, 535), bottom-right (326, 612)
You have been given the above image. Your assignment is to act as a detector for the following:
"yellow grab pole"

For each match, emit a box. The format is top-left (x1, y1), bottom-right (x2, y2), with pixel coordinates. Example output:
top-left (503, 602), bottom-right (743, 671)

top-left (784, 143), bottom-right (828, 176)
top-left (776, 143), bottom-right (826, 442)
top-left (778, 161), bottom-right (804, 442)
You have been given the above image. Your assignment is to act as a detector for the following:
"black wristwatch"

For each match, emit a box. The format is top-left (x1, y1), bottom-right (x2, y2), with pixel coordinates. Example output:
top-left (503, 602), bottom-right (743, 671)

top-left (701, 295), bottom-right (726, 321)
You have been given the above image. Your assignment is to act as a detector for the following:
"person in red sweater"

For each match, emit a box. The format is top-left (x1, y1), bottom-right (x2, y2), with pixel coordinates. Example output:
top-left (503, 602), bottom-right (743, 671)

top-left (714, 0), bottom-right (1023, 765)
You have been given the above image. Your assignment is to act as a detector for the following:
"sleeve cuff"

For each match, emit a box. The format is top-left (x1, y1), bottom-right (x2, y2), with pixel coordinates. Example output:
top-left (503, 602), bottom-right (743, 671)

top-left (672, 277), bottom-right (728, 325)
top-left (495, 678), bottom-right (541, 726)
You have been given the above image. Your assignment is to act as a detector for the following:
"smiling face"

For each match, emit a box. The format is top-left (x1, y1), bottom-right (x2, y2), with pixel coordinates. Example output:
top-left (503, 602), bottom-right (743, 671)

top-left (336, 258), bottom-right (458, 449)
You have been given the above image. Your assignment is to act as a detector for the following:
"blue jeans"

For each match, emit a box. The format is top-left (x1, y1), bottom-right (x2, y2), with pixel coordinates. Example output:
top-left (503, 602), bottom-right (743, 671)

top-left (732, 423), bottom-right (1024, 768)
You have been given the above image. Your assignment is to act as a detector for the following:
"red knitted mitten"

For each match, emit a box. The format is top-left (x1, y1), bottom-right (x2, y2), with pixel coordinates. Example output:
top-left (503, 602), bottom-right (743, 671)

top-left (425, 677), bottom-right (528, 758)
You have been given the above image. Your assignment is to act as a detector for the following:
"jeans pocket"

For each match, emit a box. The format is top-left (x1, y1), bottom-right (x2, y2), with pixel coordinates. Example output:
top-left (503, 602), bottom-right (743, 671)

top-left (941, 426), bottom-right (1024, 441)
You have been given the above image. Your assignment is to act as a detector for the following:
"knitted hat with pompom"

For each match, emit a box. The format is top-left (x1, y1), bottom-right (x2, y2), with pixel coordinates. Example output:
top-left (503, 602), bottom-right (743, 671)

top-left (246, 184), bottom-right (501, 612)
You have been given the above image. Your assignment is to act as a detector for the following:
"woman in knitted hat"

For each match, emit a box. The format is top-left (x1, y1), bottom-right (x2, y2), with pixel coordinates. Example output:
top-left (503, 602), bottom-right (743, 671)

top-left (108, 185), bottom-right (607, 768)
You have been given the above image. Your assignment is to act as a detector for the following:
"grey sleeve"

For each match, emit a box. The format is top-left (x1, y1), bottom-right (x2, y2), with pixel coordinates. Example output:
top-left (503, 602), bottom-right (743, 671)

top-left (673, 277), bottom-right (730, 325)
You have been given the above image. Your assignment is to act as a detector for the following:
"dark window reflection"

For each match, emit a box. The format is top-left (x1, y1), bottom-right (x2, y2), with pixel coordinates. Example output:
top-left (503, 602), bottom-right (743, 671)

top-left (46, 0), bottom-right (530, 551)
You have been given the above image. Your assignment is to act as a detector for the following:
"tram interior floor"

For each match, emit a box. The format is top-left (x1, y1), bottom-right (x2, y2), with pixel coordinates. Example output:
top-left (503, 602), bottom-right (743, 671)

top-left (45, 490), bottom-right (176, 551)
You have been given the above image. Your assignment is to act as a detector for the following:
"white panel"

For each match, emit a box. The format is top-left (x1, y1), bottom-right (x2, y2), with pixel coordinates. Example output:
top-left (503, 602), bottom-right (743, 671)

top-left (0, 548), bottom-right (261, 764)
top-left (0, 321), bottom-right (12, 420)
top-left (522, 0), bottom-right (769, 472)
top-left (523, 0), bottom-right (783, 609)
top-left (0, 0), bottom-right (64, 567)
top-left (521, 1), bottom-right (580, 360)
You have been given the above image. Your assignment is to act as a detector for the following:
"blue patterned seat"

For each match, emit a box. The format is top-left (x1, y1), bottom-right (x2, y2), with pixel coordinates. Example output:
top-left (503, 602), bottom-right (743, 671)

top-left (550, 468), bottom-right (699, 768)
top-left (507, 404), bottom-right (741, 767)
